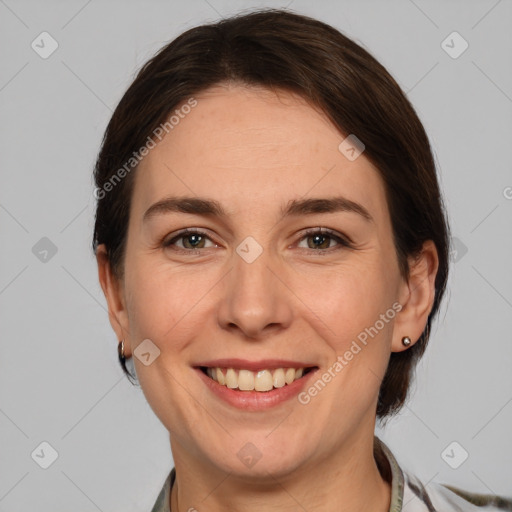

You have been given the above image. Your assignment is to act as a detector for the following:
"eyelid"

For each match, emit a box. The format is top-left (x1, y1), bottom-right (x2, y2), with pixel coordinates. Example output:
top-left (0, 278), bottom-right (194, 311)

top-left (162, 226), bottom-right (353, 253)
top-left (298, 227), bottom-right (353, 244)
top-left (162, 228), bottom-right (218, 250)
top-left (294, 227), bottom-right (354, 250)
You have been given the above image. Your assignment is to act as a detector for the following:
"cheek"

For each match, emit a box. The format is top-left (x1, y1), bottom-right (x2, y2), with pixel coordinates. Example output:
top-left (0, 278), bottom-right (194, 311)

top-left (122, 262), bottom-right (213, 436)
top-left (123, 257), bottom-right (227, 365)
top-left (123, 261), bottom-right (191, 344)
top-left (123, 229), bottom-right (401, 357)
top-left (297, 261), bottom-right (399, 407)
top-left (298, 259), bottom-right (397, 342)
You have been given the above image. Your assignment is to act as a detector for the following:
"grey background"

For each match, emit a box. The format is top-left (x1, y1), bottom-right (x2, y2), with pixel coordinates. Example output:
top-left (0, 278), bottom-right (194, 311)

top-left (1, 0), bottom-right (511, 510)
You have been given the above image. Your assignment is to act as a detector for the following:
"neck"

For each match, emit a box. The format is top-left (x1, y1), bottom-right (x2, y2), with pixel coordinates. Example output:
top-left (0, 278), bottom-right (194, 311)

top-left (169, 428), bottom-right (391, 512)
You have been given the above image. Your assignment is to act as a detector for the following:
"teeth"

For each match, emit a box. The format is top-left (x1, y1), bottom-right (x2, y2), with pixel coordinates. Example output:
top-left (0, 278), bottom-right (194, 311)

top-left (204, 367), bottom-right (309, 392)
top-left (216, 367), bottom-right (225, 385)
top-left (255, 370), bottom-right (273, 391)
top-left (238, 370), bottom-right (254, 391)
top-left (272, 368), bottom-right (286, 388)
top-left (285, 368), bottom-right (295, 385)
top-left (225, 368), bottom-right (237, 389)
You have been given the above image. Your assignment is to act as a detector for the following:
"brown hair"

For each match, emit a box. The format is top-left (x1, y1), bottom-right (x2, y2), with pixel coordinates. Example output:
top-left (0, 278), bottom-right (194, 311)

top-left (93, 8), bottom-right (450, 417)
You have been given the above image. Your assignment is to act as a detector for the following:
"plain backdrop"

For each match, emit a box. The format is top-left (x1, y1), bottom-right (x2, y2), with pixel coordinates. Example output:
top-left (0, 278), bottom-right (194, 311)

top-left (1, 0), bottom-right (511, 510)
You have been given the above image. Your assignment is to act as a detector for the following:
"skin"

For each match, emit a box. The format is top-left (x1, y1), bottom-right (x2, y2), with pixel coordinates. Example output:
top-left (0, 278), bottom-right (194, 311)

top-left (97, 84), bottom-right (439, 512)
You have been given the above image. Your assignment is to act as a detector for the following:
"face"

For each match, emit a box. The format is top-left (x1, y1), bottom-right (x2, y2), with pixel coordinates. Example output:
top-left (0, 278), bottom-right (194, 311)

top-left (99, 84), bottom-right (433, 479)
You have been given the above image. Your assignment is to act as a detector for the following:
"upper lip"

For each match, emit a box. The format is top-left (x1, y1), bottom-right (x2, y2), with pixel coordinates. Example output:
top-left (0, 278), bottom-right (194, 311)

top-left (194, 358), bottom-right (318, 371)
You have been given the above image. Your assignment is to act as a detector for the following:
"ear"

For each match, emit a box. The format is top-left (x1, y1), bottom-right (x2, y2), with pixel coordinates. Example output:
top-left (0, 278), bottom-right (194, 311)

top-left (96, 244), bottom-right (132, 357)
top-left (392, 240), bottom-right (439, 353)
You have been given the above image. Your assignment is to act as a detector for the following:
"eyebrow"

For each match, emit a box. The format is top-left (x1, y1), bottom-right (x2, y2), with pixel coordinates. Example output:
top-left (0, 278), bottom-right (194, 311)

top-left (142, 196), bottom-right (373, 223)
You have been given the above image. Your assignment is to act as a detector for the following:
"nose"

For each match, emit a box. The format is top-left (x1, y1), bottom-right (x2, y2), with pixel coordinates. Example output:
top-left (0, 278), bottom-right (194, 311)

top-left (216, 245), bottom-right (294, 340)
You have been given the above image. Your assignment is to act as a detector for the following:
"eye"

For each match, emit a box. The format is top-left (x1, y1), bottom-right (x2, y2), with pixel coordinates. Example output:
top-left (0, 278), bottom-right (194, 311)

top-left (162, 229), bottom-right (217, 252)
top-left (161, 227), bottom-right (352, 255)
top-left (297, 228), bottom-right (352, 251)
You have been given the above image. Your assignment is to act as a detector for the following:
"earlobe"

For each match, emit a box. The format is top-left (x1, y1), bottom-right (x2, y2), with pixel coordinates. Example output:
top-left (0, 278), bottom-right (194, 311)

top-left (392, 240), bottom-right (439, 353)
top-left (96, 245), bottom-right (131, 357)
top-left (401, 336), bottom-right (412, 347)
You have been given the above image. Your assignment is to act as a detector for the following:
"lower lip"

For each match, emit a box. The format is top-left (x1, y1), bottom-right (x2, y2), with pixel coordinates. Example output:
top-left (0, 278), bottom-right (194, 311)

top-left (195, 368), bottom-right (318, 411)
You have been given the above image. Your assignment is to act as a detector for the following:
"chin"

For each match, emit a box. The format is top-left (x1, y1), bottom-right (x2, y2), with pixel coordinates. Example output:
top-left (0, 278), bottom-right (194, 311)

top-left (200, 435), bottom-right (313, 482)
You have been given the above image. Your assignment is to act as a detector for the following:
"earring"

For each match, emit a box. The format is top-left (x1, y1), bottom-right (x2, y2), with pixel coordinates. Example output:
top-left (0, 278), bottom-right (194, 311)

top-left (401, 336), bottom-right (412, 347)
top-left (118, 340), bottom-right (125, 362)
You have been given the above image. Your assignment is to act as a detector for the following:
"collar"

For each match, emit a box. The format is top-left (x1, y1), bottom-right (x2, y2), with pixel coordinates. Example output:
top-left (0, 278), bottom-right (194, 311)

top-left (150, 436), bottom-right (405, 512)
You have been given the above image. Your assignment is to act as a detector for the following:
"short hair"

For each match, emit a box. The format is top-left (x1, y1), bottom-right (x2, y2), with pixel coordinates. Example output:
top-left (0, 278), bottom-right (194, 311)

top-left (92, 9), bottom-right (450, 418)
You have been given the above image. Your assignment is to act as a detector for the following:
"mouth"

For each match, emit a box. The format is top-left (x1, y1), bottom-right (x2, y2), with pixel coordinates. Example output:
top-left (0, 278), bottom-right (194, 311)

top-left (198, 365), bottom-right (317, 392)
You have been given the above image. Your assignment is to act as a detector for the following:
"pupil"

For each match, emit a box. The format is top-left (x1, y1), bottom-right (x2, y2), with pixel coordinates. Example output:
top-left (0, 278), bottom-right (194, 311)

top-left (187, 234), bottom-right (202, 248)
top-left (309, 234), bottom-right (328, 249)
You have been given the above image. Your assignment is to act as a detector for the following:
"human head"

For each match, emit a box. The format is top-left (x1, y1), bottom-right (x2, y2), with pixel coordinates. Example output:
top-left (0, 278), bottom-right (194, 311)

top-left (93, 9), bottom-right (449, 422)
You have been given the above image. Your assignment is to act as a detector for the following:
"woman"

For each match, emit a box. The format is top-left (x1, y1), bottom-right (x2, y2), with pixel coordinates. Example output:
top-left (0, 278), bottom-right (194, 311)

top-left (92, 9), bottom-right (512, 512)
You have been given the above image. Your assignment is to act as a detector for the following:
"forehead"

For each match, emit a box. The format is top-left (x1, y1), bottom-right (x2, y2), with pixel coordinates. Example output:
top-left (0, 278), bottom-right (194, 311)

top-left (132, 84), bottom-right (387, 220)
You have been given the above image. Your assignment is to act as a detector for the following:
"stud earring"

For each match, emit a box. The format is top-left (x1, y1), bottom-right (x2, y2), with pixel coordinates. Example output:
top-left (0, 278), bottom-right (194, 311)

top-left (402, 336), bottom-right (412, 347)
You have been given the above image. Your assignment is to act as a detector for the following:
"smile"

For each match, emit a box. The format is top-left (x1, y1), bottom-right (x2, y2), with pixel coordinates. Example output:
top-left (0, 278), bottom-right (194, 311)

top-left (200, 366), bottom-right (315, 392)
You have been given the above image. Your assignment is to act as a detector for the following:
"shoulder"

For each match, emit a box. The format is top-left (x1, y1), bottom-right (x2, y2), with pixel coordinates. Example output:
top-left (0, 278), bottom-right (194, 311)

top-left (150, 468), bottom-right (175, 512)
top-left (403, 472), bottom-right (512, 511)
top-left (375, 437), bottom-right (512, 512)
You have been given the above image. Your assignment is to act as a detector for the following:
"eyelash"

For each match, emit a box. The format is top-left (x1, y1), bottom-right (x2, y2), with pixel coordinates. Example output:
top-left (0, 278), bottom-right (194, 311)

top-left (161, 228), bottom-right (353, 254)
